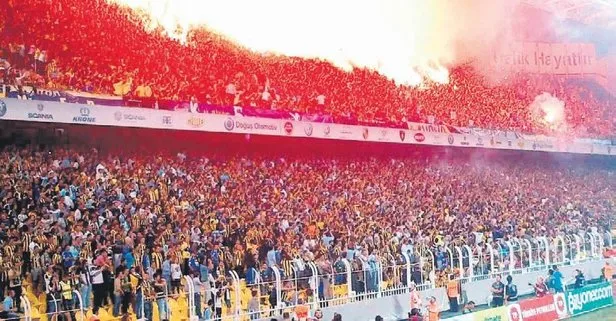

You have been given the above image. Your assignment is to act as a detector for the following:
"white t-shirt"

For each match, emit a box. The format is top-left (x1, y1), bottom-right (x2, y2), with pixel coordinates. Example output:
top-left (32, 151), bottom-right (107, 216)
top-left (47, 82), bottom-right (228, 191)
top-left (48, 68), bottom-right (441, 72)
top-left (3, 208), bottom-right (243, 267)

top-left (225, 83), bottom-right (236, 95)
top-left (316, 94), bottom-right (326, 105)
top-left (89, 265), bottom-right (104, 284)
top-left (171, 263), bottom-right (182, 280)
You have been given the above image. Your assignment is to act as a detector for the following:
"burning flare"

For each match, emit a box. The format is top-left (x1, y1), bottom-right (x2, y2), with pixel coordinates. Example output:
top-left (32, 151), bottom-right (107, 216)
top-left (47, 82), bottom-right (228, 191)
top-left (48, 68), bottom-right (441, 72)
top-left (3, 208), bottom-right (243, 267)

top-left (109, 0), bottom-right (515, 86)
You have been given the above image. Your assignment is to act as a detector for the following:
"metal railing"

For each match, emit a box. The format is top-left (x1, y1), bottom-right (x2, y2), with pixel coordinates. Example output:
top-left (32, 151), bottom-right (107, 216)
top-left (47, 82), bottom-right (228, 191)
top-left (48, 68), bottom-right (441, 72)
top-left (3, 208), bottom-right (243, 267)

top-left (15, 231), bottom-right (608, 321)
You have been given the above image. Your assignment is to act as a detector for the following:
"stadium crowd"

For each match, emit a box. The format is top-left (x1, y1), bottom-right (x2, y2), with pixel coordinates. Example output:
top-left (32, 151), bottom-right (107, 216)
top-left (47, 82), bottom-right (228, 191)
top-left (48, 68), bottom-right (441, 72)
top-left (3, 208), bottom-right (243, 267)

top-left (1, 0), bottom-right (615, 138)
top-left (0, 143), bottom-right (613, 319)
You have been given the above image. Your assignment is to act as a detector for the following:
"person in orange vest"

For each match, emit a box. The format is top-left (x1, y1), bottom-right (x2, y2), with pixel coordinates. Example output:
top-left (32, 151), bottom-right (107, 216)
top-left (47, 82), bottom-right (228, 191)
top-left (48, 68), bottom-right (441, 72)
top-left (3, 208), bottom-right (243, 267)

top-left (409, 282), bottom-right (422, 313)
top-left (428, 296), bottom-right (439, 321)
top-left (602, 261), bottom-right (613, 282)
top-left (446, 274), bottom-right (459, 312)
top-left (294, 298), bottom-right (310, 321)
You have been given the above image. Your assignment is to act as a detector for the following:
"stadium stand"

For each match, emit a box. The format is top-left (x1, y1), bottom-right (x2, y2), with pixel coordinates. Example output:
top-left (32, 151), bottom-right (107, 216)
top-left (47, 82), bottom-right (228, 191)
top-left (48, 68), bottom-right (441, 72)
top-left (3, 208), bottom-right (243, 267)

top-left (1, 0), bottom-right (616, 320)
top-left (1, 0), bottom-right (615, 138)
top-left (0, 132), bottom-right (613, 320)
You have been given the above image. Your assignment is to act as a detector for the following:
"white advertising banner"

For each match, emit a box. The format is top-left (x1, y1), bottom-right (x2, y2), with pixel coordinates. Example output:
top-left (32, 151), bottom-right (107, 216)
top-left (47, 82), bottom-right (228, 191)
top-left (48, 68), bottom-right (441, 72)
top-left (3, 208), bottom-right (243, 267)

top-left (492, 42), bottom-right (605, 76)
top-left (0, 98), bottom-right (612, 156)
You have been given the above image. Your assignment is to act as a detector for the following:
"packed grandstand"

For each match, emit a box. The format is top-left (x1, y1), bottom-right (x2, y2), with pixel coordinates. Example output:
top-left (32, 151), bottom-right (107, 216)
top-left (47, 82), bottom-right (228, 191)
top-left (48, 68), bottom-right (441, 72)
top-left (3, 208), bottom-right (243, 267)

top-left (1, 0), bottom-right (615, 138)
top-left (1, 0), bottom-right (616, 321)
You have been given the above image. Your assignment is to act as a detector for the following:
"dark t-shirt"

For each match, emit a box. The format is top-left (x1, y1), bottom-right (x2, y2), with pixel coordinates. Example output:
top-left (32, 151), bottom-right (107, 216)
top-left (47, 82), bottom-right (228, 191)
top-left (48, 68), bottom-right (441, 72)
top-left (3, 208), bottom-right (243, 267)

top-left (492, 281), bottom-right (504, 298)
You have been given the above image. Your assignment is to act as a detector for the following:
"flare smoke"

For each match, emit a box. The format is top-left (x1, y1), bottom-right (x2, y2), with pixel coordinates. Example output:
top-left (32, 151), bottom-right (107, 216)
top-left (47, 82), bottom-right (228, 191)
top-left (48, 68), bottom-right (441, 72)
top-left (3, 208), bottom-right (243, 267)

top-left (108, 0), bottom-right (518, 86)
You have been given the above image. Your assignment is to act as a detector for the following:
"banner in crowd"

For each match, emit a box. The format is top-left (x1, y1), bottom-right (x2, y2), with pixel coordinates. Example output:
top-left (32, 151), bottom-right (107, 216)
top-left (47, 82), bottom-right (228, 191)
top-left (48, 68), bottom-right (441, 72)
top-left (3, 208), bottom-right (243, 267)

top-left (2, 85), bottom-right (335, 123)
top-left (492, 42), bottom-right (605, 76)
top-left (0, 98), bottom-right (613, 156)
top-left (507, 294), bottom-right (567, 321)
top-left (565, 282), bottom-right (614, 316)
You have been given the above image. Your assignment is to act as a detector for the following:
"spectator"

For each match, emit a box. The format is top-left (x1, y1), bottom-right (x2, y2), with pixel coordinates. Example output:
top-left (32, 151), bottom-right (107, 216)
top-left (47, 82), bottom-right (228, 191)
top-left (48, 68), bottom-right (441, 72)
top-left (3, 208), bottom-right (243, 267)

top-left (427, 296), bottom-right (439, 321)
top-left (1, 289), bottom-right (19, 320)
top-left (491, 275), bottom-right (505, 307)
top-left (551, 265), bottom-right (564, 293)
top-left (574, 269), bottom-right (585, 289)
top-left (505, 275), bottom-right (518, 302)
top-left (446, 274), bottom-right (459, 312)
top-left (602, 262), bottom-right (613, 282)
top-left (531, 276), bottom-right (549, 297)
top-left (409, 282), bottom-right (422, 314)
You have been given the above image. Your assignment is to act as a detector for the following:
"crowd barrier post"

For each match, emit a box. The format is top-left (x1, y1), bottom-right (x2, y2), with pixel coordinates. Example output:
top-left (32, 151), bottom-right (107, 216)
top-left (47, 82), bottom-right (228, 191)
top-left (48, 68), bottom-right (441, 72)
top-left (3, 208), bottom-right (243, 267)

top-left (340, 258), bottom-right (352, 298)
top-left (21, 295), bottom-right (32, 321)
top-left (486, 244), bottom-right (495, 274)
top-left (592, 231), bottom-right (603, 258)
top-left (555, 235), bottom-right (566, 264)
top-left (72, 289), bottom-right (85, 321)
top-left (511, 239), bottom-right (523, 270)
top-left (573, 234), bottom-right (582, 262)
top-left (182, 275), bottom-right (195, 321)
top-left (454, 246), bottom-right (464, 276)
top-left (422, 248), bottom-right (435, 282)
top-left (290, 266), bottom-right (299, 307)
top-left (496, 242), bottom-right (505, 271)
top-left (538, 237), bottom-right (550, 267)
top-left (228, 270), bottom-right (241, 321)
top-left (586, 232), bottom-right (596, 259)
top-left (271, 267), bottom-right (282, 310)
top-left (565, 235), bottom-right (575, 263)
top-left (376, 258), bottom-right (384, 298)
top-left (445, 247), bottom-right (454, 271)
top-left (401, 252), bottom-right (411, 289)
top-left (462, 245), bottom-right (474, 277)
top-left (307, 261), bottom-right (320, 309)
top-left (522, 239), bottom-right (533, 268)
top-left (504, 241), bottom-right (513, 272)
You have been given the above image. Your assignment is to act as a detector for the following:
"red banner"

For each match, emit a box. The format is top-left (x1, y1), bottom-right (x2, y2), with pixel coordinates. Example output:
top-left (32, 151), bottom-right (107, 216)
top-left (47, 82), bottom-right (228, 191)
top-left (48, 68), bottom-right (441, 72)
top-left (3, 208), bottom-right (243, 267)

top-left (508, 295), bottom-right (560, 321)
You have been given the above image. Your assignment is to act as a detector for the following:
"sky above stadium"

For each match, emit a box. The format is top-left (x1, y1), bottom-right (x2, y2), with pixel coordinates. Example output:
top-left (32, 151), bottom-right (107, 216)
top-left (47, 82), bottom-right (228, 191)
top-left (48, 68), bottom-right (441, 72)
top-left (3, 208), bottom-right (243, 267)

top-left (108, 0), bottom-right (518, 86)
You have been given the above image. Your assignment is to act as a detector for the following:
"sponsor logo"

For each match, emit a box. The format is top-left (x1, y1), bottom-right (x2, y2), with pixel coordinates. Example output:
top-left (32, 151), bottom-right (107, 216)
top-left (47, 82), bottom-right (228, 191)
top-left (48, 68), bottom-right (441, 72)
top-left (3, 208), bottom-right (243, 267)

top-left (567, 283), bottom-right (613, 314)
top-left (460, 136), bottom-right (470, 146)
top-left (508, 140), bottom-right (512, 147)
top-left (224, 117), bottom-right (234, 131)
top-left (233, 121), bottom-right (278, 132)
top-left (518, 141), bottom-right (525, 148)
top-left (409, 123), bottom-right (450, 133)
top-left (284, 121), bottom-right (294, 135)
top-left (0, 100), bottom-right (7, 117)
top-left (304, 123), bottom-right (313, 136)
top-left (399, 130), bottom-right (406, 142)
top-left (554, 293), bottom-right (566, 317)
top-left (448, 135), bottom-right (454, 145)
top-left (27, 103), bottom-right (53, 120)
top-left (125, 114), bottom-right (145, 121)
top-left (187, 116), bottom-right (205, 128)
top-left (362, 128), bottom-right (369, 140)
top-left (414, 133), bottom-right (425, 142)
top-left (508, 304), bottom-right (522, 321)
top-left (114, 111), bottom-right (122, 121)
top-left (324, 126), bottom-right (331, 136)
top-left (73, 107), bottom-right (96, 123)
top-left (476, 137), bottom-right (484, 146)
top-left (534, 142), bottom-right (554, 150)
top-left (490, 137), bottom-right (495, 146)
top-left (162, 116), bottom-right (173, 125)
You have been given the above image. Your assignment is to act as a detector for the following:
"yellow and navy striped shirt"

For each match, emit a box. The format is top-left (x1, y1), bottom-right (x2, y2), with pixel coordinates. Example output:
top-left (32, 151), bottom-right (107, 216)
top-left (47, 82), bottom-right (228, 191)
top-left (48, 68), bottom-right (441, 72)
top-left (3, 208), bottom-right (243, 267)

top-left (22, 233), bottom-right (32, 252)
top-left (151, 252), bottom-right (163, 271)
